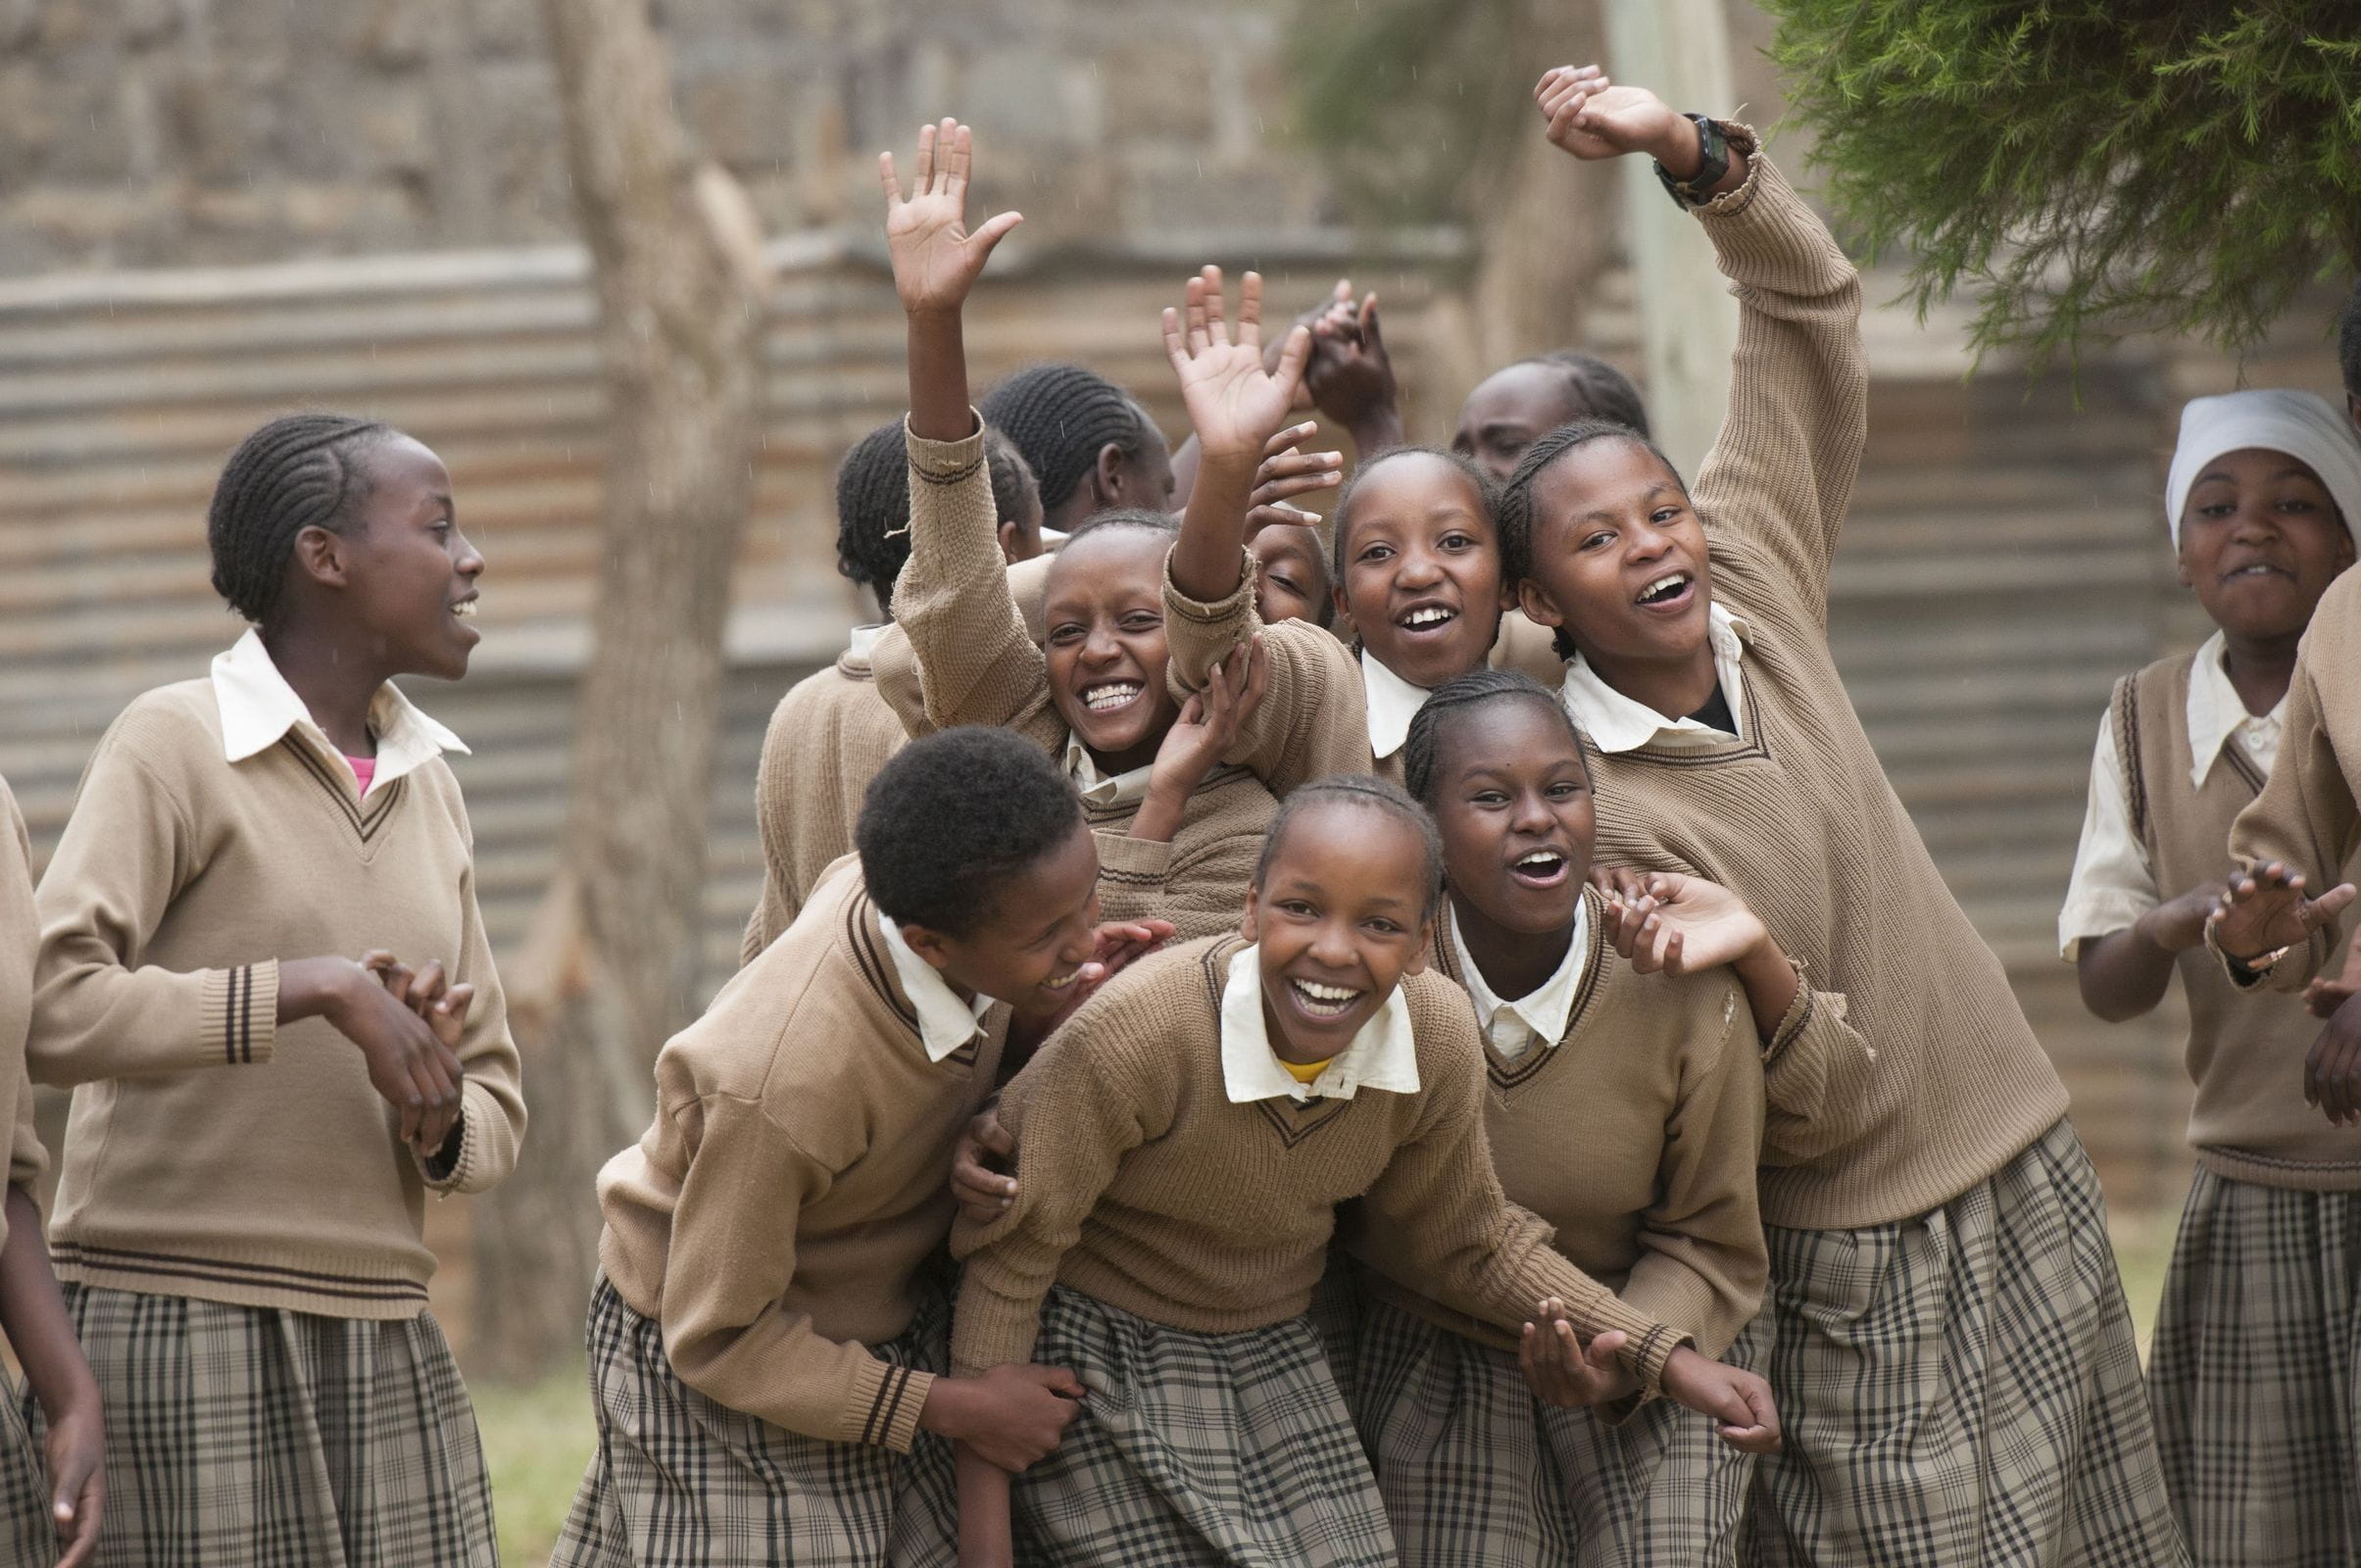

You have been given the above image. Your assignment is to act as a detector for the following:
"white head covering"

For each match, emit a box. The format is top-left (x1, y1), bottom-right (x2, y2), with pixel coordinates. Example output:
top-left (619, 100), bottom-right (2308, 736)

top-left (2165, 388), bottom-right (2361, 549)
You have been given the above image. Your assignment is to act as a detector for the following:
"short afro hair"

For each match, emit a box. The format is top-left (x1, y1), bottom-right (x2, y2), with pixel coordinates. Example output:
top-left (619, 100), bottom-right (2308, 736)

top-left (857, 726), bottom-right (1086, 938)
top-left (1402, 668), bottom-right (1587, 808)
top-left (207, 413), bottom-right (395, 625)
top-left (980, 364), bottom-right (1161, 514)
top-left (1518, 350), bottom-right (1650, 438)
top-left (2338, 277), bottom-right (2361, 403)
top-left (834, 420), bottom-right (1040, 614)
top-left (1330, 445), bottom-right (1498, 583)
top-left (1254, 773), bottom-right (1444, 919)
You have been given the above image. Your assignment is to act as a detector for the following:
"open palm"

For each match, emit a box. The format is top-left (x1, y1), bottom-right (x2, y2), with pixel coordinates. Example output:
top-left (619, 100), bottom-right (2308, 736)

top-left (1161, 266), bottom-right (1311, 463)
top-left (879, 119), bottom-right (1022, 317)
top-left (1594, 866), bottom-right (1768, 974)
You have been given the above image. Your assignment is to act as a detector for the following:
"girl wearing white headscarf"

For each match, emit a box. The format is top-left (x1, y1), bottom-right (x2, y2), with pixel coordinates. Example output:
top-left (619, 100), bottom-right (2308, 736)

top-left (2059, 386), bottom-right (2361, 1568)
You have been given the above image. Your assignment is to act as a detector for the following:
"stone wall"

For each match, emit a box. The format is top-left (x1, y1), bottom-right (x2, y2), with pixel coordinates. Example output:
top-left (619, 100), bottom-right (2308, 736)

top-left (0, 0), bottom-right (1340, 272)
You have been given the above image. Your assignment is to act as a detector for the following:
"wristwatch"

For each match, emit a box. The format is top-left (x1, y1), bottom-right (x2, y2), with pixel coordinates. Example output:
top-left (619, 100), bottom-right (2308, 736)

top-left (1655, 114), bottom-right (1730, 209)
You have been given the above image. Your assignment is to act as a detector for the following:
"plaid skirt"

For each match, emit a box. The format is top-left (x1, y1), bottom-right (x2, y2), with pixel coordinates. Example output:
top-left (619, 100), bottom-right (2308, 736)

top-left (1350, 1294), bottom-right (1746, 1567)
top-left (1000, 1285), bottom-right (1396, 1568)
top-left (0, 1373), bottom-right (59, 1566)
top-left (551, 1273), bottom-right (956, 1568)
top-left (1741, 1117), bottom-right (2186, 1568)
top-left (22, 1283), bottom-right (496, 1567)
top-left (2146, 1168), bottom-right (2361, 1567)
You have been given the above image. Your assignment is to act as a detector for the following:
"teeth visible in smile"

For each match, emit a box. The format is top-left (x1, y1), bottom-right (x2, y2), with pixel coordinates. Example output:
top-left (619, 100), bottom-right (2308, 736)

top-left (1637, 572), bottom-right (1688, 605)
top-left (1290, 978), bottom-right (1362, 1017)
top-left (2231, 564), bottom-right (2280, 576)
top-left (1042, 968), bottom-right (1082, 990)
top-left (1083, 681), bottom-right (1142, 711)
top-left (451, 600), bottom-right (477, 617)
top-left (1401, 607), bottom-right (1455, 627)
top-left (1516, 850), bottom-right (1563, 868)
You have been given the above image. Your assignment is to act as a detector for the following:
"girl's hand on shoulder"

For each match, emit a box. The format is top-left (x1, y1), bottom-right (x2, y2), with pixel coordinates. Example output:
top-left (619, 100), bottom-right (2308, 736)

top-left (1147, 639), bottom-right (1268, 805)
top-left (1518, 1299), bottom-right (1632, 1408)
top-left (41, 1392), bottom-right (103, 1568)
top-left (2209, 862), bottom-right (2358, 967)
top-left (1160, 267), bottom-right (1313, 466)
top-left (1534, 68), bottom-right (1687, 166)
top-left (879, 119), bottom-right (1022, 318)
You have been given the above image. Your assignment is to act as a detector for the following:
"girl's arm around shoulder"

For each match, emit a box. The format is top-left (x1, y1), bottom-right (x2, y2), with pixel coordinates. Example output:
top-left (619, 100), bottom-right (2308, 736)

top-left (1687, 125), bottom-right (1867, 627)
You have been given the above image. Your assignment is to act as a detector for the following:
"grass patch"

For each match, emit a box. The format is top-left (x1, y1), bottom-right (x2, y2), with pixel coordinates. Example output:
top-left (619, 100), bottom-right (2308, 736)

top-left (475, 1361), bottom-right (596, 1568)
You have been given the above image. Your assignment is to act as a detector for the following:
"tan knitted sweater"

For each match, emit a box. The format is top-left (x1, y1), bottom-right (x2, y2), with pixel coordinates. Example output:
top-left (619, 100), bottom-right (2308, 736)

top-left (1569, 135), bottom-right (2068, 1231)
top-left (951, 935), bottom-right (1688, 1394)
top-left (31, 680), bottom-right (525, 1317)
top-left (600, 859), bottom-right (1006, 1452)
top-left (2229, 565), bottom-right (2361, 990)
top-left (0, 778), bottom-right (50, 1253)
top-left (1362, 889), bottom-right (1769, 1359)
top-left (2114, 656), bottom-right (2361, 1188)
top-left (741, 648), bottom-right (907, 962)
top-left (872, 422), bottom-right (1276, 941)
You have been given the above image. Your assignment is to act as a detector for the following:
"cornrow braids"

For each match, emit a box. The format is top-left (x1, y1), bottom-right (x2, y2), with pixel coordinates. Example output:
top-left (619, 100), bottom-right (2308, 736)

top-left (1254, 773), bottom-right (1445, 919)
top-left (984, 426), bottom-right (1039, 537)
top-left (833, 420), bottom-right (914, 612)
top-left (207, 414), bottom-right (393, 625)
top-left (979, 365), bottom-right (1158, 514)
top-left (1330, 444), bottom-right (1498, 583)
top-left (1402, 669), bottom-right (1587, 808)
top-left (1496, 418), bottom-right (1689, 590)
top-left (1528, 350), bottom-right (1650, 438)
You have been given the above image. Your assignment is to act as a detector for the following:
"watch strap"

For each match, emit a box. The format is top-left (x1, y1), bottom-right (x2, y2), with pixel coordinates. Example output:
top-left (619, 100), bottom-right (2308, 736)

top-left (1655, 114), bottom-right (1730, 209)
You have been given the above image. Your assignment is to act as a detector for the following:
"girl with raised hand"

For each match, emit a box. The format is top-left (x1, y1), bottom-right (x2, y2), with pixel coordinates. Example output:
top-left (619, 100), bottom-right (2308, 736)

top-left (868, 120), bottom-right (1279, 942)
top-left (1355, 668), bottom-right (1867, 1568)
top-left (946, 773), bottom-right (1778, 1568)
top-left (27, 413), bottom-right (524, 1565)
top-left (2061, 389), bottom-right (2361, 1566)
top-left (1496, 68), bottom-right (2183, 1564)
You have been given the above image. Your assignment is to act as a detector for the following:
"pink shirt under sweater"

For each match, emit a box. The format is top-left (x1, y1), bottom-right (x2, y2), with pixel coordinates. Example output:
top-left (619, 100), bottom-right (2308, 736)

top-left (346, 755), bottom-right (376, 796)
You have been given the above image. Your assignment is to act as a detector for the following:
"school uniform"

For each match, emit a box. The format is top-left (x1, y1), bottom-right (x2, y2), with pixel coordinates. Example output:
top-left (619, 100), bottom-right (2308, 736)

top-left (949, 934), bottom-right (1685, 1568)
top-left (25, 630), bottom-right (525, 1567)
top-left (1344, 886), bottom-right (1791, 1566)
top-left (1554, 130), bottom-right (2182, 1566)
top-left (555, 858), bottom-right (1003, 1568)
top-left (868, 420), bottom-right (1279, 941)
top-left (2066, 639), bottom-right (2361, 1566)
top-left (0, 776), bottom-right (62, 1564)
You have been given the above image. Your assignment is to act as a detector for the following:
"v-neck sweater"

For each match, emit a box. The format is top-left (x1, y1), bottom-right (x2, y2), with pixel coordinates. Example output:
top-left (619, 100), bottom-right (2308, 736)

top-left (29, 677), bottom-right (526, 1318)
top-left (1571, 132), bottom-right (2068, 1230)
top-left (951, 935), bottom-right (1688, 1396)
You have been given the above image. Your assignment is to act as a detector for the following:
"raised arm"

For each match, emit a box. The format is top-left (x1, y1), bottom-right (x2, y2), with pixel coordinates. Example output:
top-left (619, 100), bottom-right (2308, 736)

top-left (868, 122), bottom-right (1062, 752)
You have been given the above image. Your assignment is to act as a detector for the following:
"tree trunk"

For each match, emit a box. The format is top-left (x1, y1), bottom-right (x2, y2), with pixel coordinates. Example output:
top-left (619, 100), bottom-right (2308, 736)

top-left (469, 0), bottom-right (769, 1382)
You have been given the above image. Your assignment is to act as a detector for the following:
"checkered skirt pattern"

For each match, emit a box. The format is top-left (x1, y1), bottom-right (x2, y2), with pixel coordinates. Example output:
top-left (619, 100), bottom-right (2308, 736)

top-left (0, 1375), bottom-right (59, 1566)
top-left (2146, 1168), bottom-right (2361, 1567)
top-left (22, 1283), bottom-right (496, 1567)
top-left (552, 1274), bottom-right (955, 1568)
top-left (1005, 1285), bottom-right (1397, 1568)
top-left (1741, 1117), bottom-right (2186, 1568)
top-left (1350, 1294), bottom-right (1747, 1567)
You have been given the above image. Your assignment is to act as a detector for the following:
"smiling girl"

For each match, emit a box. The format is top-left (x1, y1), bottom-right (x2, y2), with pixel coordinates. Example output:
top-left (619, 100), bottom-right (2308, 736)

top-left (946, 774), bottom-right (1778, 1568)
top-left (25, 413), bottom-right (526, 1564)
top-left (868, 122), bottom-right (1275, 941)
top-left (1495, 69), bottom-right (2184, 1564)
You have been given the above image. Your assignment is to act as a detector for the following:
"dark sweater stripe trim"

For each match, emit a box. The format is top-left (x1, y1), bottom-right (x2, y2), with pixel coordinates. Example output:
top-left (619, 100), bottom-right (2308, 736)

top-left (912, 456), bottom-right (984, 488)
top-left (2114, 674), bottom-right (2149, 847)
top-left (1096, 867), bottom-right (1168, 888)
top-left (859, 1365), bottom-right (898, 1446)
top-left (229, 963), bottom-right (250, 1064)
top-left (871, 1364), bottom-right (915, 1446)
top-left (279, 736), bottom-right (408, 844)
top-left (845, 894), bottom-right (921, 1033)
top-left (2222, 744), bottom-right (2267, 796)
top-left (49, 1242), bottom-right (429, 1301)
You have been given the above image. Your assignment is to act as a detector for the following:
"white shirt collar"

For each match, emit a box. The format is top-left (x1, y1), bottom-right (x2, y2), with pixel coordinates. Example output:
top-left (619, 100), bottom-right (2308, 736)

top-left (1559, 602), bottom-right (1750, 755)
top-left (1447, 900), bottom-right (1591, 1063)
top-left (2185, 629), bottom-right (2285, 785)
top-left (210, 627), bottom-right (467, 794)
top-left (1063, 731), bottom-right (1155, 810)
top-left (845, 623), bottom-right (887, 662)
top-left (1217, 943), bottom-right (1421, 1103)
top-left (875, 910), bottom-right (994, 1062)
top-left (1361, 651), bottom-right (1432, 760)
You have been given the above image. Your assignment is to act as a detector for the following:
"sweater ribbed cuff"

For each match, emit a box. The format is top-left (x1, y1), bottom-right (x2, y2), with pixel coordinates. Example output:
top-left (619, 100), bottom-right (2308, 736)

top-left (905, 414), bottom-right (988, 485)
top-left (199, 959), bottom-right (277, 1067)
top-left (416, 1086), bottom-right (477, 1194)
top-left (1093, 829), bottom-right (1175, 888)
top-left (1161, 548), bottom-right (1258, 628)
top-left (1760, 960), bottom-right (1816, 1066)
top-left (1690, 122), bottom-right (1764, 220)
top-left (949, 1280), bottom-right (1042, 1380)
top-left (845, 1351), bottom-right (934, 1453)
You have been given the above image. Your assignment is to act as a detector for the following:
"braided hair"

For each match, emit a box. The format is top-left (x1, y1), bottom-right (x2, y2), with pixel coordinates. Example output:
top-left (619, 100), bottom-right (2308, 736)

top-left (1254, 773), bottom-right (1445, 918)
top-left (1402, 669), bottom-right (1587, 808)
top-left (834, 421), bottom-right (1040, 616)
top-left (1522, 350), bottom-right (1650, 437)
top-left (1496, 418), bottom-right (1689, 590)
top-left (207, 414), bottom-right (394, 625)
top-left (1329, 444), bottom-right (1498, 583)
top-left (980, 365), bottom-right (1160, 515)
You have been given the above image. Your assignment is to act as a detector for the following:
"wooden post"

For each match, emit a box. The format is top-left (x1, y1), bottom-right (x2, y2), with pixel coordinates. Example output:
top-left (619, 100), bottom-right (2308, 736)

top-left (1601, 0), bottom-right (1739, 478)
